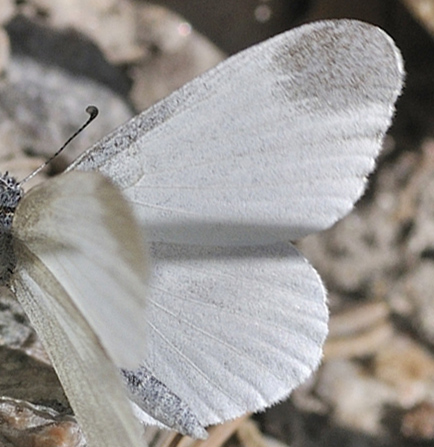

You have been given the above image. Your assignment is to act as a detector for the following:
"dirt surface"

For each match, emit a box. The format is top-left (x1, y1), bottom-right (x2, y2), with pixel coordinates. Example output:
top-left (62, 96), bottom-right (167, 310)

top-left (0, 1), bottom-right (433, 446)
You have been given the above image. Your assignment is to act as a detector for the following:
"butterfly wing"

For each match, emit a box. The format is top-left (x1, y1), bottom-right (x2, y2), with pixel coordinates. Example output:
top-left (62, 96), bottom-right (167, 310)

top-left (66, 19), bottom-right (403, 432)
top-left (133, 242), bottom-right (327, 428)
top-left (122, 366), bottom-right (209, 438)
top-left (11, 171), bottom-right (148, 447)
top-left (68, 19), bottom-right (404, 246)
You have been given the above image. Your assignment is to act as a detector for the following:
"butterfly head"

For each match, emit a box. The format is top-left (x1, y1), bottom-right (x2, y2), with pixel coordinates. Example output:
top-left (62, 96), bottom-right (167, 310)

top-left (0, 172), bottom-right (23, 231)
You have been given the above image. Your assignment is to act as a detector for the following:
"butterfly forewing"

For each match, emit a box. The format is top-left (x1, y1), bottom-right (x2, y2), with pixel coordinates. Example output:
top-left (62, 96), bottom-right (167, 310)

top-left (68, 19), bottom-right (404, 246)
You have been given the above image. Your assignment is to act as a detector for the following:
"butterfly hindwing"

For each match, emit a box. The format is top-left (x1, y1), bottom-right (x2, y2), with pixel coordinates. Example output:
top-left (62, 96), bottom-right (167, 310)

top-left (140, 242), bottom-right (327, 427)
top-left (11, 171), bottom-right (148, 447)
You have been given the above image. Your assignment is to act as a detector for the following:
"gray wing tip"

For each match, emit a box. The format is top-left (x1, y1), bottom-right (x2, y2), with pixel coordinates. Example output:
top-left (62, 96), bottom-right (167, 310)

top-left (321, 19), bottom-right (405, 96)
top-left (266, 19), bottom-right (404, 114)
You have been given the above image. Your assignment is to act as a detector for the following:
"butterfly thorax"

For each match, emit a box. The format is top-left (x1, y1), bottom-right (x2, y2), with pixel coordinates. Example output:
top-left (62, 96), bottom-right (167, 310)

top-left (0, 173), bottom-right (23, 230)
top-left (0, 172), bottom-right (23, 284)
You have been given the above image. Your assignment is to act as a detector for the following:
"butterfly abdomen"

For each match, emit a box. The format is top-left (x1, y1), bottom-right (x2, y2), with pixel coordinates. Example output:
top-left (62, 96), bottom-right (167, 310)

top-left (0, 231), bottom-right (17, 284)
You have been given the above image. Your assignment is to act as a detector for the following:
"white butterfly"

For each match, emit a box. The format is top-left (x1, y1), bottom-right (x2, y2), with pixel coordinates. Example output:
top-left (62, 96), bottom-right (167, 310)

top-left (1, 19), bottom-right (403, 447)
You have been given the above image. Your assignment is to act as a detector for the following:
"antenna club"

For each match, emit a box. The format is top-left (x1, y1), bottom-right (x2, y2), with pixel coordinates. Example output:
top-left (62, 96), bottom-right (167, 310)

top-left (86, 105), bottom-right (99, 120)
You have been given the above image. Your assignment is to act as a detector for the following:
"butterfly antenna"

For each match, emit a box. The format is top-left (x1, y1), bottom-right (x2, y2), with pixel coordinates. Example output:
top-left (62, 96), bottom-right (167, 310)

top-left (19, 105), bottom-right (99, 186)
